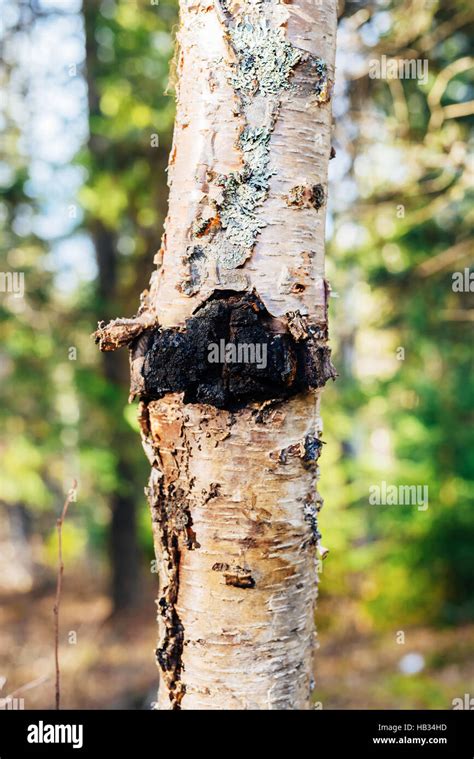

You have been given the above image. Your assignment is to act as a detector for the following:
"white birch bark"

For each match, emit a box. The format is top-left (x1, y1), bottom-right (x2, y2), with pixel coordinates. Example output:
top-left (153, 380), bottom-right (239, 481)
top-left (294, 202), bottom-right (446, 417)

top-left (97, 0), bottom-right (337, 710)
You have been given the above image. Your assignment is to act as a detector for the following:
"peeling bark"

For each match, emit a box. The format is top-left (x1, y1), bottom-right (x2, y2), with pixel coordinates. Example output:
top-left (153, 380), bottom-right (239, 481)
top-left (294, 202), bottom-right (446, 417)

top-left (95, 0), bottom-right (337, 709)
top-left (137, 390), bottom-right (326, 709)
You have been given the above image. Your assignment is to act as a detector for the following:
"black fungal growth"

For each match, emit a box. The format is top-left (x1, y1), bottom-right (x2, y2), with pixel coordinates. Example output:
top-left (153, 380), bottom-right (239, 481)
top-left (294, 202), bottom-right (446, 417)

top-left (136, 292), bottom-right (335, 411)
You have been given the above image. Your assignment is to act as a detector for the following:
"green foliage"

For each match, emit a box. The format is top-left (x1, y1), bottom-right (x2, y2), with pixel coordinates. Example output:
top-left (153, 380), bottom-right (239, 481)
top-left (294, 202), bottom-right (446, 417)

top-left (0, 0), bottom-right (178, 569)
top-left (321, 0), bottom-right (474, 629)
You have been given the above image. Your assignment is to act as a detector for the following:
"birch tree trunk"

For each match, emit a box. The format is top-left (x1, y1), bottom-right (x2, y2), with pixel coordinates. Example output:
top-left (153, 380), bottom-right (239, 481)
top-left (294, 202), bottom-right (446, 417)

top-left (96, 0), bottom-right (337, 710)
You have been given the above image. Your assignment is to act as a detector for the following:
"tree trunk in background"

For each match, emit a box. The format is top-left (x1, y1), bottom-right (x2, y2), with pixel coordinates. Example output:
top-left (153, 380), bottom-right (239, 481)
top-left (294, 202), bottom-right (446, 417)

top-left (94, 220), bottom-right (140, 613)
top-left (84, 8), bottom-right (140, 614)
top-left (97, 0), bottom-right (337, 709)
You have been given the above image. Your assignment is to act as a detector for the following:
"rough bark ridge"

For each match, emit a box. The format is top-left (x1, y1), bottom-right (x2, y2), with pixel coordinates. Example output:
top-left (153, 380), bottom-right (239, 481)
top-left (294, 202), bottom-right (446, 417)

top-left (95, 0), bottom-right (337, 709)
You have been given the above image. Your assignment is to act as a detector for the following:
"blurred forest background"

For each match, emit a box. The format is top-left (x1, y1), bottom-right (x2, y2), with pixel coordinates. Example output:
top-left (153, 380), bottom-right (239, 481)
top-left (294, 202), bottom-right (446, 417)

top-left (0, 0), bottom-right (472, 709)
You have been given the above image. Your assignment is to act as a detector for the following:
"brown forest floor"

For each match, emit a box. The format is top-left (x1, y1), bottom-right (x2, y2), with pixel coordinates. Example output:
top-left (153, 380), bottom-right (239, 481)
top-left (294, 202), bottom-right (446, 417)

top-left (1, 569), bottom-right (472, 710)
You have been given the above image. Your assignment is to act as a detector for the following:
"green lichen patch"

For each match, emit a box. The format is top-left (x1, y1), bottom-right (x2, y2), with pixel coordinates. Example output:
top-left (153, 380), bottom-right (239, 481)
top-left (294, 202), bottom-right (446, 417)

top-left (229, 19), bottom-right (303, 99)
top-left (216, 126), bottom-right (271, 257)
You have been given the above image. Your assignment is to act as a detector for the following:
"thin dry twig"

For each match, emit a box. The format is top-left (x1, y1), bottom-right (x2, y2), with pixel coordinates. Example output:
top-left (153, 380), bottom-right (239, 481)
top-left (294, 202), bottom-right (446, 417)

top-left (54, 480), bottom-right (77, 710)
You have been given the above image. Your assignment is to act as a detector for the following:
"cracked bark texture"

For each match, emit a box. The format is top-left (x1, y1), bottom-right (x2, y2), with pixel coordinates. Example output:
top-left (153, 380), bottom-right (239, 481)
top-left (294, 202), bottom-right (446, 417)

top-left (141, 392), bottom-right (325, 709)
top-left (97, 0), bottom-right (337, 710)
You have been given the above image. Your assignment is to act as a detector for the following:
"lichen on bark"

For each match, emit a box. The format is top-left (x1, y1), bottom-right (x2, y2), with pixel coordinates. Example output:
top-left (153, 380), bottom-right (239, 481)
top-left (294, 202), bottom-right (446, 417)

top-left (179, 0), bottom-right (331, 292)
top-left (214, 126), bottom-right (272, 262)
top-left (228, 18), bottom-right (304, 97)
